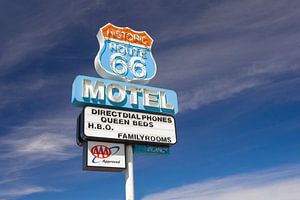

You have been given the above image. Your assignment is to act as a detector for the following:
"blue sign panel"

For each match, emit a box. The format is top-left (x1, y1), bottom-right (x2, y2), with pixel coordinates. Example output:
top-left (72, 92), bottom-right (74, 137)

top-left (133, 145), bottom-right (170, 155)
top-left (95, 23), bottom-right (157, 84)
top-left (71, 75), bottom-right (178, 114)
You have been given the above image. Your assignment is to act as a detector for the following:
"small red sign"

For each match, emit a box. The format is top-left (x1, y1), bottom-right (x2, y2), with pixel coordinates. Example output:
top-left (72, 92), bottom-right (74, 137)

top-left (91, 145), bottom-right (112, 159)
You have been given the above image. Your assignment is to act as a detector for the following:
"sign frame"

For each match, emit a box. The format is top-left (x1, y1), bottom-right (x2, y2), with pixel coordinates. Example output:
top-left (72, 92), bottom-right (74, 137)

top-left (79, 105), bottom-right (177, 146)
top-left (94, 23), bottom-right (157, 84)
top-left (83, 141), bottom-right (126, 172)
top-left (71, 75), bottom-right (179, 115)
top-left (76, 114), bottom-right (84, 147)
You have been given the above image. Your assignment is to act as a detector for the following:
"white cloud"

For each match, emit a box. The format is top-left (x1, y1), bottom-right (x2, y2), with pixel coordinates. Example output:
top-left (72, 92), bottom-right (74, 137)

top-left (0, 111), bottom-right (77, 199)
top-left (1, 133), bottom-right (74, 160)
top-left (0, 114), bottom-right (77, 162)
top-left (1, 186), bottom-right (46, 198)
top-left (0, 0), bottom-right (102, 76)
top-left (0, 111), bottom-right (79, 181)
top-left (152, 0), bottom-right (300, 111)
top-left (0, 76), bottom-right (56, 109)
top-left (2, 0), bottom-right (299, 114)
top-left (142, 164), bottom-right (300, 200)
top-left (0, 185), bottom-right (60, 200)
top-left (179, 78), bottom-right (262, 112)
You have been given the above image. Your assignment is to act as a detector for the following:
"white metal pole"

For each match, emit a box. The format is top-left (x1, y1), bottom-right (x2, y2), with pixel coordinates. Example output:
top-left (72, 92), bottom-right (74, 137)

top-left (125, 144), bottom-right (134, 200)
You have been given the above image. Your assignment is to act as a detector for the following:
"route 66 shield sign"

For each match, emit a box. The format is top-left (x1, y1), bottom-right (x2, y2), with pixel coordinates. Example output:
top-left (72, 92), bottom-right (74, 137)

top-left (94, 23), bottom-right (157, 84)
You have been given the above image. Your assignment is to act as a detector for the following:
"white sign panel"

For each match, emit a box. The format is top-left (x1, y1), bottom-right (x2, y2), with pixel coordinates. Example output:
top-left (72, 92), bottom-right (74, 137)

top-left (83, 141), bottom-right (125, 171)
top-left (81, 106), bottom-right (177, 145)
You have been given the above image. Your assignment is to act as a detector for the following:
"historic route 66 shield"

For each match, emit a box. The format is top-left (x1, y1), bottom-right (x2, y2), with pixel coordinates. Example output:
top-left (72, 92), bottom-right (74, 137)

top-left (94, 23), bottom-right (157, 84)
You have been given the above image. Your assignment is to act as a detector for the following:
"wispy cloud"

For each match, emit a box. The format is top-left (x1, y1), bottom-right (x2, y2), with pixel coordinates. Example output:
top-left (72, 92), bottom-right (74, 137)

top-left (177, 60), bottom-right (299, 112)
top-left (179, 78), bottom-right (261, 112)
top-left (3, 186), bottom-right (46, 197)
top-left (0, 185), bottom-right (59, 200)
top-left (152, 0), bottom-right (300, 111)
top-left (0, 0), bottom-right (102, 76)
top-left (2, 0), bottom-right (299, 114)
top-left (0, 132), bottom-right (74, 161)
top-left (0, 76), bottom-right (56, 109)
top-left (0, 186), bottom-right (46, 199)
top-left (0, 113), bottom-right (77, 170)
top-left (0, 111), bottom-right (78, 199)
top-left (142, 164), bottom-right (300, 200)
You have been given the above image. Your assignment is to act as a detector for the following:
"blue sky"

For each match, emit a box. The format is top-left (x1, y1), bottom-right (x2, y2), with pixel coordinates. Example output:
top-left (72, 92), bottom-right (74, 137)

top-left (0, 0), bottom-right (300, 199)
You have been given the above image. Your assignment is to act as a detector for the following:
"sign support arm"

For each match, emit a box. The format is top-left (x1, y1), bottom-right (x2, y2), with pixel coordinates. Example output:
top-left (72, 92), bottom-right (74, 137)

top-left (125, 144), bottom-right (135, 200)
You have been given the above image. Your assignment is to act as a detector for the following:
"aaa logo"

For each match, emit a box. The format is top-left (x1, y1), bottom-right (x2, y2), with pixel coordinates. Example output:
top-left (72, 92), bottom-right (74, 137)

top-left (94, 23), bottom-right (157, 84)
top-left (91, 145), bottom-right (120, 163)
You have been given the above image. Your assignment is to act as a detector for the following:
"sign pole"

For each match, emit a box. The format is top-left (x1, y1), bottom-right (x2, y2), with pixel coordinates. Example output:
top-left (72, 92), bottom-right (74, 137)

top-left (125, 144), bottom-right (135, 200)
